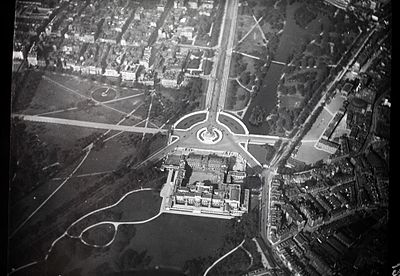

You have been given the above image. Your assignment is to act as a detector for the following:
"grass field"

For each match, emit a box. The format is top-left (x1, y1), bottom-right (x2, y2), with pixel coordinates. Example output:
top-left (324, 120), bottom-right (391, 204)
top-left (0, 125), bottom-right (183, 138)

top-left (175, 113), bottom-right (207, 129)
top-left (234, 10), bottom-right (266, 56)
top-left (44, 105), bottom-right (124, 124)
top-left (210, 246), bottom-right (250, 275)
top-left (69, 190), bottom-right (162, 236)
top-left (46, 214), bottom-right (231, 275)
top-left (22, 77), bottom-right (83, 115)
top-left (82, 223), bottom-right (116, 246)
top-left (105, 95), bottom-right (146, 114)
top-left (248, 144), bottom-right (268, 165)
top-left (218, 113), bottom-right (247, 134)
top-left (225, 80), bottom-right (251, 111)
top-left (126, 214), bottom-right (230, 267)
top-left (279, 93), bottom-right (303, 109)
top-left (75, 132), bottom-right (144, 175)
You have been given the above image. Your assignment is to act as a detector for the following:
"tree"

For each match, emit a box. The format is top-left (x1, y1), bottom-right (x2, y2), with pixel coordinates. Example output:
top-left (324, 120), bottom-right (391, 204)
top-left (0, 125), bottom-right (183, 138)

top-left (248, 105), bottom-right (266, 126)
top-left (240, 71), bottom-right (251, 86)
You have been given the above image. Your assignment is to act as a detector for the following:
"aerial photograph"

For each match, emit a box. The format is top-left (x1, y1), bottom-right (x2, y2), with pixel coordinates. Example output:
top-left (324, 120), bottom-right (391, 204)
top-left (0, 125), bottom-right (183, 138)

top-left (7, 0), bottom-right (391, 275)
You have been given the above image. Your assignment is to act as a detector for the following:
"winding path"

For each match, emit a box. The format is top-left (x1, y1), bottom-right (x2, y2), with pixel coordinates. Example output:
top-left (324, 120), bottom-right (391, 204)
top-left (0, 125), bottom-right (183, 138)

top-left (44, 188), bottom-right (159, 259)
top-left (203, 239), bottom-right (245, 276)
top-left (241, 245), bottom-right (254, 270)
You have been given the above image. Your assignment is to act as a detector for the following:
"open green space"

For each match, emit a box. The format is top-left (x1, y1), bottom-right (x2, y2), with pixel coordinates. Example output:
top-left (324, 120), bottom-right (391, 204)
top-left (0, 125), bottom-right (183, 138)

top-left (209, 247), bottom-right (250, 275)
top-left (225, 80), bottom-right (250, 111)
top-left (9, 159), bottom-right (168, 271)
top-left (231, 0), bottom-right (361, 136)
top-left (126, 214), bottom-right (230, 268)
top-left (9, 119), bottom-right (105, 208)
top-left (279, 93), bottom-right (302, 109)
top-left (248, 144), bottom-right (268, 165)
top-left (106, 95), bottom-right (146, 114)
top-left (44, 104), bottom-right (124, 124)
top-left (18, 76), bottom-right (83, 115)
top-left (69, 190), bottom-right (162, 236)
top-left (175, 113), bottom-right (207, 130)
top-left (82, 223), bottom-right (116, 246)
top-left (75, 132), bottom-right (148, 175)
top-left (218, 113), bottom-right (246, 134)
top-left (46, 214), bottom-right (231, 275)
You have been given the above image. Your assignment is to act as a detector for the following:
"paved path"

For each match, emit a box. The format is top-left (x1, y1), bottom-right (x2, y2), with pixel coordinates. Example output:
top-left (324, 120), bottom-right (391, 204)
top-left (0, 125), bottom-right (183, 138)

top-left (9, 261), bottom-right (39, 275)
top-left (252, 14), bottom-right (268, 47)
top-left (12, 114), bottom-right (167, 135)
top-left (203, 239), bottom-right (245, 276)
top-left (9, 144), bottom-right (94, 239)
top-left (43, 75), bottom-right (127, 115)
top-left (237, 16), bottom-right (263, 45)
top-left (241, 245), bottom-right (254, 270)
top-left (143, 93), bottom-right (155, 139)
top-left (44, 188), bottom-right (158, 259)
top-left (271, 60), bottom-right (286, 66)
top-left (233, 50), bottom-right (262, 60)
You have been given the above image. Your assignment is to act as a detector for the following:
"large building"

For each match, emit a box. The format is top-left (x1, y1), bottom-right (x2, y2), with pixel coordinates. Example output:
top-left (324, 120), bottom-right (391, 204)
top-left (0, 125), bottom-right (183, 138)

top-left (161, 152), bottom-right (250, 218)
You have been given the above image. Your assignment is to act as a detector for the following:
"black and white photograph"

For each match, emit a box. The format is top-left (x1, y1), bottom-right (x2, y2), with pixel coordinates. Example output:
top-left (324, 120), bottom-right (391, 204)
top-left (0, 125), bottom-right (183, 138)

top-left (7, 0), bottom-right (391, 275)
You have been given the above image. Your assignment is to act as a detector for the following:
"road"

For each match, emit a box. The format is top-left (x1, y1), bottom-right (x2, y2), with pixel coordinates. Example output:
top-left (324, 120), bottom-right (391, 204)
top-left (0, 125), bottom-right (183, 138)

top-left (258, 25), bottom-right (382, 252)
top-left (13, 114), bottom-right (167, 135)
top-left (273, 25), bottom-right (379, 169)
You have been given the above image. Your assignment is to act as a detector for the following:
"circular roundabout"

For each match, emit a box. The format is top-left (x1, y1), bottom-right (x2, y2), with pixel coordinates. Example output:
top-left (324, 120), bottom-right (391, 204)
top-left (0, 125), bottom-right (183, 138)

top-left (196, 125), bottom-right (223, 144)
top-left (91, 87), bottom-right (118, 102)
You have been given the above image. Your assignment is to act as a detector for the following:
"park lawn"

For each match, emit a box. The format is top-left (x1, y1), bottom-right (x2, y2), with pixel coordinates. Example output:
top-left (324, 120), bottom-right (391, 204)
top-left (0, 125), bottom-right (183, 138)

top-left (147, 133), bottom-right (168, 154)
top-left (125, 102), bottom-right (149, 121)
top-left (236, 28), bottom-right (266, 57)
top-left (279, 94), bottom-right (303, 109)
top-left (175, 113), bottom-right (207, 129)
top-left (229, 54), bottom-right (241, 78)
top-left (68, 190), bottom-right (162, 236)
top-left (44, 72), bottom-right (96, 98)
top-left (82, 223), bottom-right (116, 246)
top-left (248, 144), bottom-right (268, 165)
top-left (218, 113), bottom-right (246, 134)
top-left (9, 178), bottom-right (63, 231)
top-left (133, 120), bottom-right (146, 127)
top-left (210, 246), bottom-right (250, 275)
top-left (233, 86), bottom-right (250, 111)
top-left (260, 20), bottom-right (279, 37)
top-left (105, 95), bottom-right (146, 114)
top-left (45, 104), bottom-right (123, 125)
top-left (127, 214), bottom-right (230, 268)
top-left (159, 87), bottom-right (184, 102)
top-left (75, 132), bottom-right (142, 175)
top-left (234, 13), bottom-right (255, 46)
top-left (116, 87), bottom-right (145, 98)
top-left (46, 214), bottom-right (230, 275)
top-left (241, 55), bottom-right (258, 76)
top-left (225, 80), bottom-right (250, 111)
top-left (25, 122), bottom-right (104, 154)
top-left (118, 115), bottom-right (146, 127)
top-left (113, 190), bottom-right (162, 221)
top-left (20, 77), bottom-right (83, 115)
